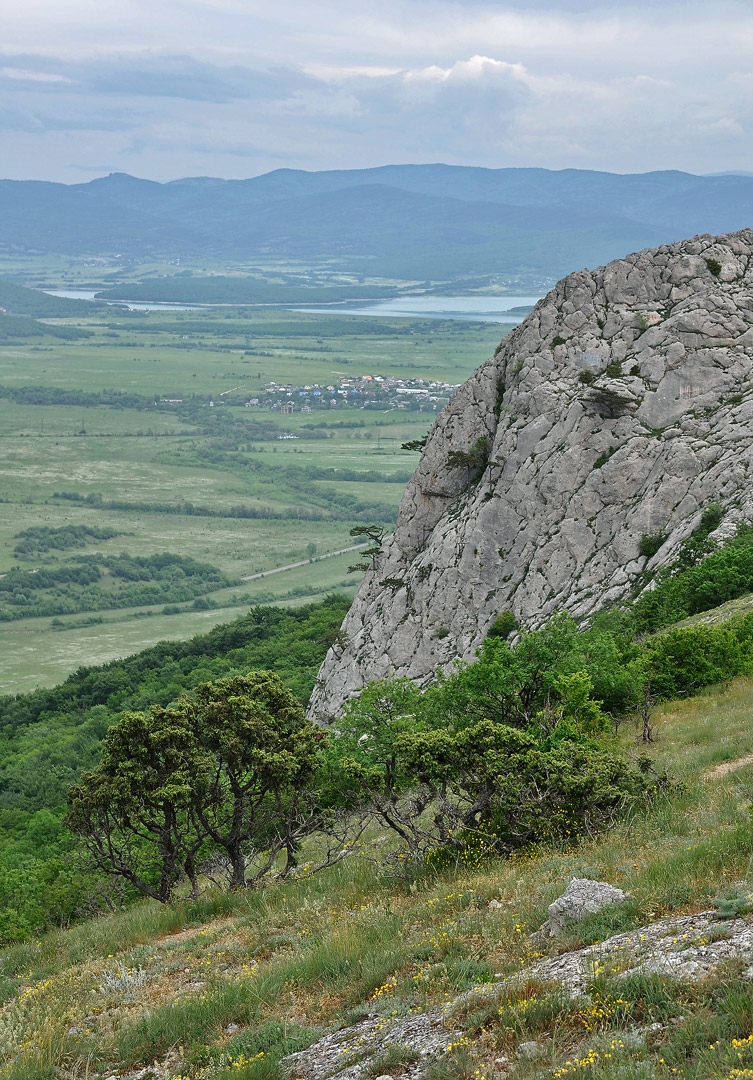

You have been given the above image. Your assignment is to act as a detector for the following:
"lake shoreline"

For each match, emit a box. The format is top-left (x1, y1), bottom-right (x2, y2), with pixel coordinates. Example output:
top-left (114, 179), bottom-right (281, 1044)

top-left (43, 289), bottom-right (542, 322)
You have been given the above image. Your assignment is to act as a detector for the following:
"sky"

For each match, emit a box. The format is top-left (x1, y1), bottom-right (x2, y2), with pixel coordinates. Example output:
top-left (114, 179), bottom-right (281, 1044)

top-left (1, 0), bottom-right (752, 183)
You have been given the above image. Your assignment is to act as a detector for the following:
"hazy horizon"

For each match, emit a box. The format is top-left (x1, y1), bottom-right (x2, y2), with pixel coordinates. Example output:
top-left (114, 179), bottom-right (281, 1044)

top-left (2, 1), bottom-right (751, 184)
top-left (5, 163), bottom-right (751, 187)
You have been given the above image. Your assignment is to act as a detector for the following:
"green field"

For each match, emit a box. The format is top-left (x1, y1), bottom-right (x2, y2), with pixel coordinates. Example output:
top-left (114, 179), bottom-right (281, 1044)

top-left (0, 551), bottom-right (358, 693)
top-left (0, 292), bottom-right (505, 691)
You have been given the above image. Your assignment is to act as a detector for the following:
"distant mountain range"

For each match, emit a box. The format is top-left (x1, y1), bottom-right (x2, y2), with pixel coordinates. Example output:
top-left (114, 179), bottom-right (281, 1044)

top-left (2, 165), bottom-right (752, 282)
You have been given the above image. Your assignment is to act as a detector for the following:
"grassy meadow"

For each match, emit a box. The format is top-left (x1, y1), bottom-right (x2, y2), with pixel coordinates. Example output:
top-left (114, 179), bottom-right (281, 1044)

top-left (2, 671), bottom-right (753, 1080)
top-left (0, 298), bottom-right (504, 692)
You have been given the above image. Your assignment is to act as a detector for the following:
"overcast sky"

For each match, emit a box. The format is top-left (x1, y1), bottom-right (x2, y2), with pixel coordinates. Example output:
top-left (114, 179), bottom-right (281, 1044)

top-left (2, 0), bottom-right (752, 183)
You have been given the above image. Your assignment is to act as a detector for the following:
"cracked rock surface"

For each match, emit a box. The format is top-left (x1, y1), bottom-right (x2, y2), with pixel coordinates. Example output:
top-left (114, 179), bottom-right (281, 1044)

top-left (281, 910), bottom-right (753, 1080)
top-left (282, 1008), bottom-right (458, 1080)
top-left (310, 230), bottom-right (753, 720)
top-left (527, 909), bottom-right (753, 995)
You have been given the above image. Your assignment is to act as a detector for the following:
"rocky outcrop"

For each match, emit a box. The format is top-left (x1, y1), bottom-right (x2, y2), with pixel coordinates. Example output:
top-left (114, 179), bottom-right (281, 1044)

top-left (534, 878), bottom-right (629, 940)
top-left (282, 1008), bottom-right (460, 1080)
top-left (525, 908), bottom-right (753, 994)
top-left (310, 230), bottom-right (753, 720)
top-left (282, 908), bottom-right (753, 1080)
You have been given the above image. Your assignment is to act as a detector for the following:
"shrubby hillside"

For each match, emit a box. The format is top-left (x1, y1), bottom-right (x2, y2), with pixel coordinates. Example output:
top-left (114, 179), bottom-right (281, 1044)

top-left (3, 564), bottom-right (753, 1080)
top-left (3, 509), bottom-right (753, 945)
top-left (0, 598), bottom-right (349, 940)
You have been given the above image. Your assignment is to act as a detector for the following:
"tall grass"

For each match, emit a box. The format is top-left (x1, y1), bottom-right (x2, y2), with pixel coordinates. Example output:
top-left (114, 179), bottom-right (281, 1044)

top-left (2, 675), bottom-right (753, 1078)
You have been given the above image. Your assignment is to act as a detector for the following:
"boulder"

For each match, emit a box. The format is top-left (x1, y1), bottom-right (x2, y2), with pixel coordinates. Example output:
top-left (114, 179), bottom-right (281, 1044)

top-left (537, 878), bottom-right (629, 938)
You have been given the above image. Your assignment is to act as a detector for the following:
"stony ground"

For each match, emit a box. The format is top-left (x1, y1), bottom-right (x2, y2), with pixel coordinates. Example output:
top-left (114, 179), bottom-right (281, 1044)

top-left (281, 906), bottom-right (753, 1080)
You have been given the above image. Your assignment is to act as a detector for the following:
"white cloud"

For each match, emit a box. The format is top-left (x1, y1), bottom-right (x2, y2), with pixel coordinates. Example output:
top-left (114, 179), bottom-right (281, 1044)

top-left (303, 64), bottom-right (402, 81)
top-left (0, 67), bottom-right (72, 83)
top-left (403, 56), bottom-right (527, 84)
top-left (0, 1), bottom-right (751, 179)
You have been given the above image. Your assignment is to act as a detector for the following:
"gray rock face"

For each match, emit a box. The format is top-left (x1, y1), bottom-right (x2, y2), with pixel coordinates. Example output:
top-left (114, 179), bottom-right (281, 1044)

top-left (282, 1008), bottom-right (459, 1080)
top-left (528, 909), bottom-right (753, 996)
top-left (310, 230), bottom-right (753, 720)
top-left (536, 878), bottom-right (629, 938)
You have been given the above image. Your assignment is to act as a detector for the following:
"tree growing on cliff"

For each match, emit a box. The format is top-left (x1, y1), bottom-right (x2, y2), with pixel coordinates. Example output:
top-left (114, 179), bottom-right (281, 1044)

top-left (348, 524), bottom-right (385, 573)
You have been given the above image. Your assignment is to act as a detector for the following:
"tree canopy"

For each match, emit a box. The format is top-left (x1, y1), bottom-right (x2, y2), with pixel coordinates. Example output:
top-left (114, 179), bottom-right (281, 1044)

top-left (65, 672), bottom-right (327, 901)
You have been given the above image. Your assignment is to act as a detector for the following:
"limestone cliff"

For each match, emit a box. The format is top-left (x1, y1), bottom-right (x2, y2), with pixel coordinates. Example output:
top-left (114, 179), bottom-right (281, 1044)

top-left (309, 230), bottom-right (753, 719)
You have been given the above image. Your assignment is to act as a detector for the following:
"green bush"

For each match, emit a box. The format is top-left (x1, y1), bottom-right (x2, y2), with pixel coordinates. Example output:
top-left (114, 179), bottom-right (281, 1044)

top-left (486, 610), bottom-right (518, 639)
top-left (329, 621), bottom-right (659, 869)
top-left (446, 435), bottom-right (491, 475)
top-left (638, 532), bottom-right (667, 558)
top-left (643, 625), bottom-right (747, 699)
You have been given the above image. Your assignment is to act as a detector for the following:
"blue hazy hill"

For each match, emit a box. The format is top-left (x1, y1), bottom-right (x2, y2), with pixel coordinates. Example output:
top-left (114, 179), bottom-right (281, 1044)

top-left (1, 165), bottom-right (751, 281)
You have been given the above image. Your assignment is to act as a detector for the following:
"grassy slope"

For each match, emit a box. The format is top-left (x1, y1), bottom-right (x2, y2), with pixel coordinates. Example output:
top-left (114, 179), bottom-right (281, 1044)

top-left (2, 675), bottom-right (753, 1080)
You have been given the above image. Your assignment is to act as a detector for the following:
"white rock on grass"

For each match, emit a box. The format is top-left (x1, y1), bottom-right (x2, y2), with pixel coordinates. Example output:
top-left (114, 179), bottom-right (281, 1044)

top-left (529, 909), bottom-right (753, 997)
top-left (537, 878), bottom-right (629, 938)
top-left (516, 1041), bottom-right (544, 1058)
top-left (281, 1009), bottom-right (460, 1080)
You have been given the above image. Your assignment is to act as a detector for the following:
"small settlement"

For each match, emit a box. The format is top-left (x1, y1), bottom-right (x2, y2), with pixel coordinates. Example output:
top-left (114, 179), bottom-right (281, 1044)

top-left (246, 372), bottom-right (459, 413)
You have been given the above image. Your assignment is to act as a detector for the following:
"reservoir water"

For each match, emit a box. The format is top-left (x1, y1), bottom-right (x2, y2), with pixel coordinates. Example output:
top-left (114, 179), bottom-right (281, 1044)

top-left (291, 295), bottom-right (542, 323)
top-left (43, 290), bottom-right (204, 312)
top-left (44, 290), bottom-right (542, 323)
